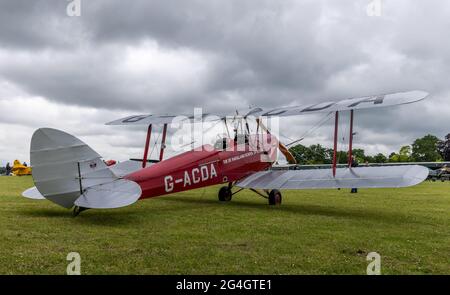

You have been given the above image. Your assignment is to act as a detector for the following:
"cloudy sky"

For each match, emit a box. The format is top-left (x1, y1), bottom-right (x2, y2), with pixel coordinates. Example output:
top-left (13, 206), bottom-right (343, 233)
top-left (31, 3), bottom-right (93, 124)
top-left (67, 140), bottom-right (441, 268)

top-left (0, 0), bottom-right (449, 165)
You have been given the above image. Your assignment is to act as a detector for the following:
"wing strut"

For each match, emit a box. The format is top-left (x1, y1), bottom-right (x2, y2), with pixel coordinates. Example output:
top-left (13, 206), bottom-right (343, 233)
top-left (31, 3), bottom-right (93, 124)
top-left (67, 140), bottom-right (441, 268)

top-left (159, 123), bottom-right (168, 162)
top-left (332, 111), bottom-right (339, 177)
top-left (224, 117), bottom-right (230, 138)
top-left (77, 162), bottom-right (83, 194)
top-left (257, 118), bottom-right (297, 164)
top-left (347, 110), bottom-right (354, 167)
top-left (142, 124), bottom-right (152, 168)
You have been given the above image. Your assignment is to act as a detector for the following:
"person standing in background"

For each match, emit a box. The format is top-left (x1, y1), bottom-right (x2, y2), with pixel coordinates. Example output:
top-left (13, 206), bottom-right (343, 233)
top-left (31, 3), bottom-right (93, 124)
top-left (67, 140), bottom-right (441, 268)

top-left (5, 162), bottom-right (11, 176)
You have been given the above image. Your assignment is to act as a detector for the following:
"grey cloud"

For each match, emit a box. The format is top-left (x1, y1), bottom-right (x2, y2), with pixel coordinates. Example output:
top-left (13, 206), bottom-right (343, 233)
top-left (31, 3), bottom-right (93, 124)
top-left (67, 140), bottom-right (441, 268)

top-left (1, 0), bottom-right (372, 111)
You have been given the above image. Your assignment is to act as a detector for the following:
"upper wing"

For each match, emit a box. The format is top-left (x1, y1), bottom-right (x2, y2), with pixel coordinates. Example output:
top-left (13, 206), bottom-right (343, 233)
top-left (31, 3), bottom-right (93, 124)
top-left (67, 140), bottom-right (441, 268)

top-left (106, 90), bottom-right (428, 125)
top-left (247, 90), bottom-right (428, 118)
top-left (106, 113), bottom-right (223, 126)
top-left (235, 165), bottom-right (428, 190)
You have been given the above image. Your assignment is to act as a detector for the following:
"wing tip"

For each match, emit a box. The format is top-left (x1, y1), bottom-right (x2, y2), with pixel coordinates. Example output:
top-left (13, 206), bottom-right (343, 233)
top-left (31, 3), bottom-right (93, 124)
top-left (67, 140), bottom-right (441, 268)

top-left (408, 90), bottom-right (430, 102)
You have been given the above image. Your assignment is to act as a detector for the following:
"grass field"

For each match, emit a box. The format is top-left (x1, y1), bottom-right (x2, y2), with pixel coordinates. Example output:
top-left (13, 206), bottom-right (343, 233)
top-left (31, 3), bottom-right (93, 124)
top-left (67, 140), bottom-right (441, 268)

top-left (0, 176), bottom-right (449, 275)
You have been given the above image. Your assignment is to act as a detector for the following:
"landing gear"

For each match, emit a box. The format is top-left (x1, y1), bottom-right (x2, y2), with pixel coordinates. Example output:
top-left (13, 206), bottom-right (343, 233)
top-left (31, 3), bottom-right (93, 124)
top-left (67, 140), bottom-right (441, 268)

top-left (218, 186), bottom-right (232, 202)
top-left (72, 206), bottom-right (89, 217)
top-left (268, 189), bottom-right (282, 205)
top-left (218, 184), bottom-right (282, 206)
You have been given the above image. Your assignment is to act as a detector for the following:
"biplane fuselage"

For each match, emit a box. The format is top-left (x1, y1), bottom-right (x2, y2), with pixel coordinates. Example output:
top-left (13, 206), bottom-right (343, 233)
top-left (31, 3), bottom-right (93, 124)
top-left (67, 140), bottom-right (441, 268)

top-left (126, 136), bottom-right (276, 199)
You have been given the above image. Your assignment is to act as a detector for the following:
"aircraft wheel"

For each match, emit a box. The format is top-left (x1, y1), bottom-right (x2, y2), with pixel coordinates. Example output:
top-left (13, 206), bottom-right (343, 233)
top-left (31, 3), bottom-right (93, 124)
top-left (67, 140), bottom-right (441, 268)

top-left (218, 186), bottom-right (232, 202)
top-left (72, 206), bottom-right (88, 217)
top-left (268, 189), bottom-right (282, 205)
top-left (73, 206), bottom-right (82, 217)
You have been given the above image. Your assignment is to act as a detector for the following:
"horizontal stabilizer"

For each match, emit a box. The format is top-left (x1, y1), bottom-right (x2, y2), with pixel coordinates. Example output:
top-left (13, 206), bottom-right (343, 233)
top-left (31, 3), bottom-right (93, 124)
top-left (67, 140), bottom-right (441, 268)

top-left (236, 165), bottom-right (428, 190)
top-left (22, 187), bottom-right (45, 200)
top-left (75, 179), bottom-right (142, 209)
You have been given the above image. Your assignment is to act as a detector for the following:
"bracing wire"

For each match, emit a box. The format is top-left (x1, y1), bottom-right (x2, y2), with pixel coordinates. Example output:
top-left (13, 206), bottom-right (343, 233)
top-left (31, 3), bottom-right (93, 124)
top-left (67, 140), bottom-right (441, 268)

top-left (278, 111), bottom-right (354, 165)
top-left (336, 112), bottom-right (348, 165)
top-left (149, 131), bottom-right (162, 160)
top-left (179, 119), bottom-right (225, 149)
top-left (284, 112), bottom-right (334, 147)
top-left (278, 112), bottom-right (336, 164)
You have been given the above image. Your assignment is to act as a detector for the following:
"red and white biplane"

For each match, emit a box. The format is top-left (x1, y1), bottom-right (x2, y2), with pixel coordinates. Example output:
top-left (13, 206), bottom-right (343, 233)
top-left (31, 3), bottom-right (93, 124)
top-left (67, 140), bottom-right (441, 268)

top-left (22, 90), bottom-right (430, 216)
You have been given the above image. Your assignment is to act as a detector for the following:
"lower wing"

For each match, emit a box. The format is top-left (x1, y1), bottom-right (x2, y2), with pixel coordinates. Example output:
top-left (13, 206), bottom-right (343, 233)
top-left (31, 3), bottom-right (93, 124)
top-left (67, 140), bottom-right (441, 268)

top-left (236, 165), bottom-right (428, 189)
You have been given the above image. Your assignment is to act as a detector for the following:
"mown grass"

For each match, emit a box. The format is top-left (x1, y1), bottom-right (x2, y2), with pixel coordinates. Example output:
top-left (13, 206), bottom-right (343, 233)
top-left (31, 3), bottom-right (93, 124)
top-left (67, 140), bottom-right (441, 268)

top-left (0, 176), bottom-right (448, 274)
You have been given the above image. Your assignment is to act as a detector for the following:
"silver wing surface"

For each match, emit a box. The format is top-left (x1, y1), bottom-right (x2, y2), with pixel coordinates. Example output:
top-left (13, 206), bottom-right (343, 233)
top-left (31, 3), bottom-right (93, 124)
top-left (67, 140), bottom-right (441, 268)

top-left (236, 165), bottom-right (428, 190)
top-left (106, 90), bottom-right (428, 125)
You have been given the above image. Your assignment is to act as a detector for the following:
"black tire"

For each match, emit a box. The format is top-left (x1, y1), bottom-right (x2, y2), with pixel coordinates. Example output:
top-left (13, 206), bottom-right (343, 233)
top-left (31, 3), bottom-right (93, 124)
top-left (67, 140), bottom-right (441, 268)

top-left (72, 206), bottom-right (88, 217)
top-left (218, 186), bottom-right (232, 202)
top-left (268, 189), bottom-right (282, 205)
top-left (73, 206), bottom-right (82, 217)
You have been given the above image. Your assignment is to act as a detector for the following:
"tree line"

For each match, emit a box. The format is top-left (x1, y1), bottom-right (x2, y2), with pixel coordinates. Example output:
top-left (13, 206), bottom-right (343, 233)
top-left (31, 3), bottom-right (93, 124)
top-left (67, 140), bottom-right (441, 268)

top-left (288, 134), bottom-right (450, 165)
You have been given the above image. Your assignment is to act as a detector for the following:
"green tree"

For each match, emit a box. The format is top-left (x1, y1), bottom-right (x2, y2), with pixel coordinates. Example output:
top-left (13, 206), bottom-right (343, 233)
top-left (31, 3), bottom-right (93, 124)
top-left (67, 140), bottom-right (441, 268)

top-left (289, 144), bottom-right (308, 164)
top-left (437, 133), bottom-right (450, 161)
top-left (398, 145), bottom-right (412, 162)
top-left (411, 134), bottom-right (442, 162)
top-left (289, 144), bottom-right (331, 164)
top-left (332, 150), bottom-right (348, 164)
top-left (290, 144), bottom-right (383, 165)
top-left (289, 134), bottom-right (445, 165)
top-left (389, 152), bottom-right (400, 163)
top-left (373, 153), bottom-right (387, 163)
top-left (308, 144), bottom-right (330, 164)
top-left (365, 156), bottom-right (375, 163)
top-left (352, 149), bottom-right (366, 163)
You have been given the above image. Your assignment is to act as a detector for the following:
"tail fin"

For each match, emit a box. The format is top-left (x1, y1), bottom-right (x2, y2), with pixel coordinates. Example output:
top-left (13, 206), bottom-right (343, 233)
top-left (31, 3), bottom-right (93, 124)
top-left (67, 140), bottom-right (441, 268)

top-left (25, 128), bottom-right (141, 209)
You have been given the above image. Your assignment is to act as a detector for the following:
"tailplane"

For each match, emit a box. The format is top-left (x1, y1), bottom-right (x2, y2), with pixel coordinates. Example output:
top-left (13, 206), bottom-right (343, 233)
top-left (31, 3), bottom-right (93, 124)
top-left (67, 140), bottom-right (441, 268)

top-left (23, 128), bottom-right (141, 210)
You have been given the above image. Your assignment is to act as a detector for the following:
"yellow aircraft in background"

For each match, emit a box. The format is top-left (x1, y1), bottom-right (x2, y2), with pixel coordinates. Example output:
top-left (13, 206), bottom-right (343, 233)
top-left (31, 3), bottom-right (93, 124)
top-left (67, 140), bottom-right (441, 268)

top-left (11, 160), bottom-right (32, 176)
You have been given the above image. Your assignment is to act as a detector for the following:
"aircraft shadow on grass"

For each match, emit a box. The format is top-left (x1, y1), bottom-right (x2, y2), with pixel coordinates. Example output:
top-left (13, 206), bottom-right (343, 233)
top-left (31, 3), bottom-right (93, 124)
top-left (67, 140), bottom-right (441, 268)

top-left (17, 208), bottom-right (141, 226)
top-left (16, 193), bottom-right (413, 225)
top-left (159, 195), bottom-right (411, 224)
